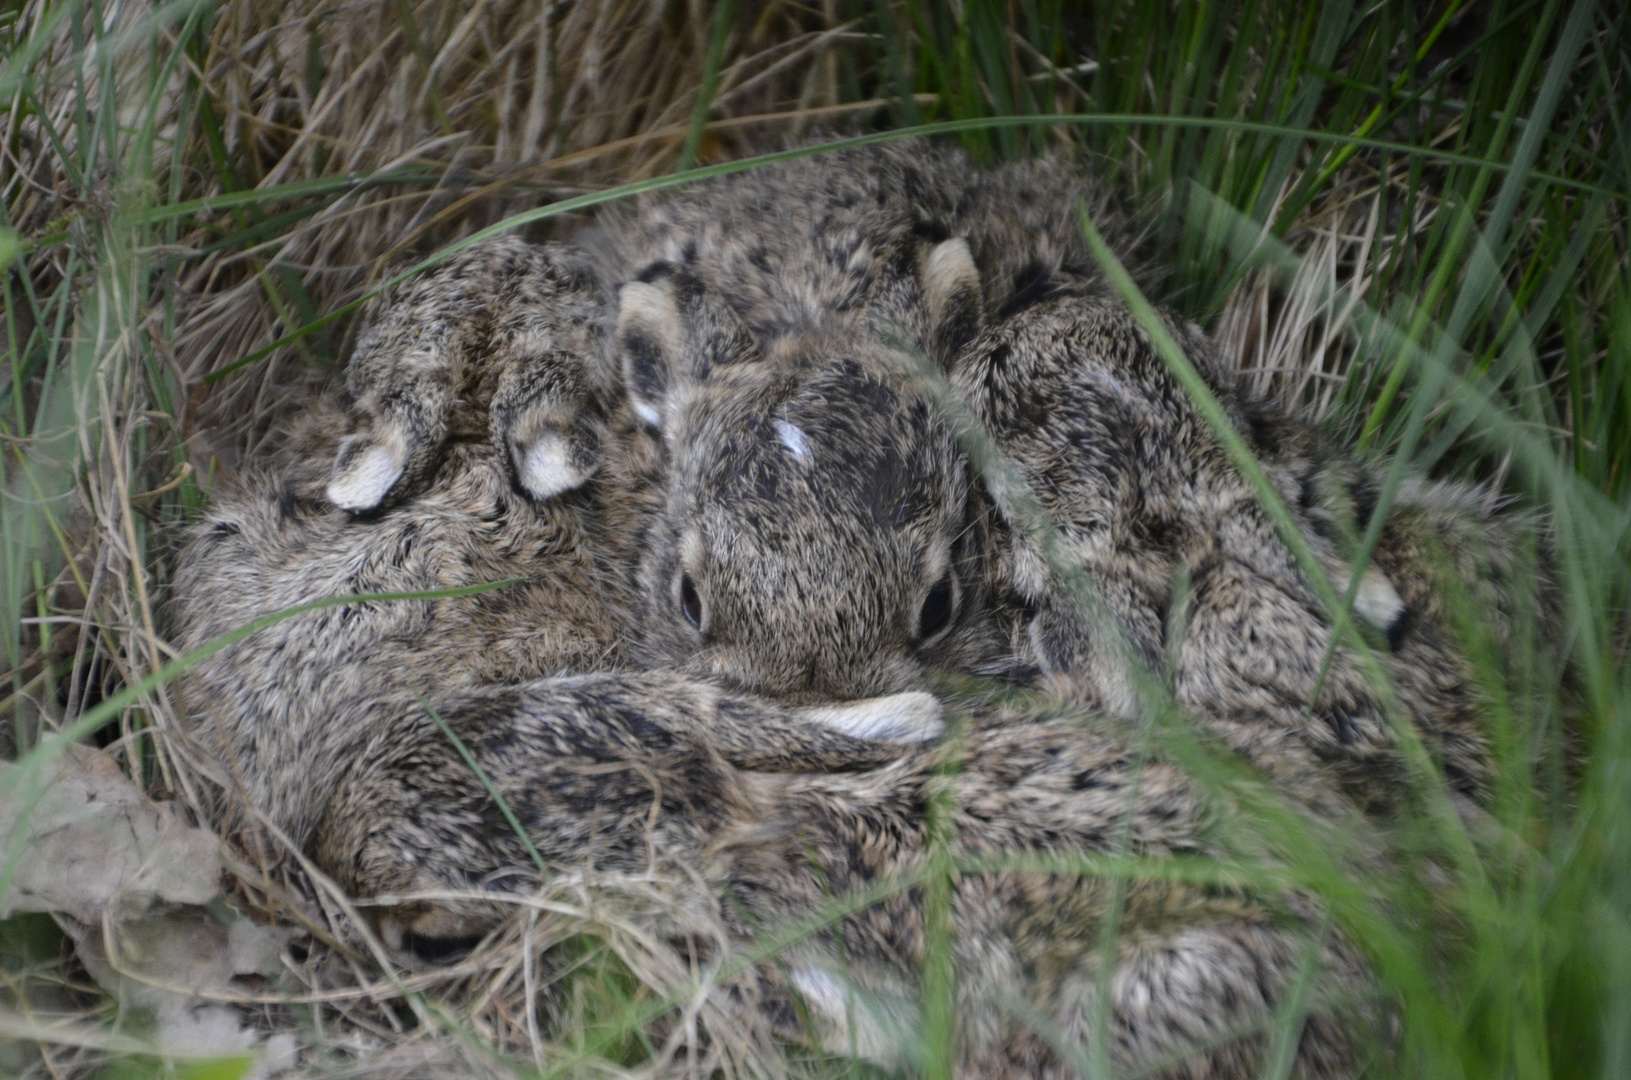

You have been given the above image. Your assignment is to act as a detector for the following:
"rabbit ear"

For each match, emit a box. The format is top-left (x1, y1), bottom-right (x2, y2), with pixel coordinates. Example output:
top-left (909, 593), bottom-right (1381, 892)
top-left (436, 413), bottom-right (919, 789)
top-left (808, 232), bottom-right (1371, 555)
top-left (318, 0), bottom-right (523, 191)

top-left (327, 426), bottom-right (413, 511)
top-left (921, 237), bottom-right (984, 367)
top-left (617, 278), bottom-right (682, 428)
top-left (617, 265), bottom-right (760, 429)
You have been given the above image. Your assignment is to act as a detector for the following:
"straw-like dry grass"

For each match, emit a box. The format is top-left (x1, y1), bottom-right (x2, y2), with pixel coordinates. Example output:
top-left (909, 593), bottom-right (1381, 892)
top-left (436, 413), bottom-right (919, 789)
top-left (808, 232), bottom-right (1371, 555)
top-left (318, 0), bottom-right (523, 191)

top-left (3, 2), bottom-right (1627, 1078)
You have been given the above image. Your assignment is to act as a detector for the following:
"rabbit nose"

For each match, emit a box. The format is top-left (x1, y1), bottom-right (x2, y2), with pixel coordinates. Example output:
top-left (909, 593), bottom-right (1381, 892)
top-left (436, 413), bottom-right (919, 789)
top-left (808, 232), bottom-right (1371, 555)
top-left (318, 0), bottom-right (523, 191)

top-left (834, 658), bottom-right (927, 701)
top-left (777, 655), bottom-right (926, 705)
top-left (788, 624), bottom-right (929, 701)
top-left (701, 600), bottom-right (927, 701)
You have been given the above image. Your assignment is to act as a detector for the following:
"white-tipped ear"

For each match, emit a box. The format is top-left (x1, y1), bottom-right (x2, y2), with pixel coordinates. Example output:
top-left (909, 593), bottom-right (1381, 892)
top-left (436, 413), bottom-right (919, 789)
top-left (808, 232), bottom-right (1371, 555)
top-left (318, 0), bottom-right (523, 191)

top-left (617, 280), bottom-right (682, 429)
top-left (327, 432), bottom-right (409, 511)
top-left (619, 280), bottom-right (679, 330)
top-left (1355, 566), bottom-right (1409, 647)
top-left (924, 237), bottom-right (979, 312)
top-left (514, 430), bottom-right (596, 500)
top-left (787, 966), bottom-right (916, 1067)
top-left (922, 237), bottom-right (983, 364)
top-left (1333, 563), bottom-right (1410, 648)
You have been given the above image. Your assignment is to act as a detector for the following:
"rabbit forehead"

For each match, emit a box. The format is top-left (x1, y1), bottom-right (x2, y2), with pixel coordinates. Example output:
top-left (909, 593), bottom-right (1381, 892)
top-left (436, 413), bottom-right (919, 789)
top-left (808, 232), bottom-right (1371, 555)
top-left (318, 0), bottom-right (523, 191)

top-left (679, 411), bottom-right (958, 542)
top-left (682, 354), bottom-right (959, 512)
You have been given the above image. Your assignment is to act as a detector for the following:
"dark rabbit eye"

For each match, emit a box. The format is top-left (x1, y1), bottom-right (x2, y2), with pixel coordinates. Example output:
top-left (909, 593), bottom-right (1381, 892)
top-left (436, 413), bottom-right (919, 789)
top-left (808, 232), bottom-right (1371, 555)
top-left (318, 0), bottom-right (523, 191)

top-left (917, 574), bottom-right (956, 641)
top-left (679, 572), bottom-right (704, 630)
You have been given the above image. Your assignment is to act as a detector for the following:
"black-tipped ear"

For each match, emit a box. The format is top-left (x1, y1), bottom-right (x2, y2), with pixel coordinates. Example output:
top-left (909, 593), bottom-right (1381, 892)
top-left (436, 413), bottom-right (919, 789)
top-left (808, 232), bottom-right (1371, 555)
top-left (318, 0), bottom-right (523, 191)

top-left (679, 277), bottom-right (759, 370)
top-left (615, 267), bottom-right (760, 429)
top-left (616, 278), bottom-right (680, 428)
top-left (921, 237), bottom-right (984, 366)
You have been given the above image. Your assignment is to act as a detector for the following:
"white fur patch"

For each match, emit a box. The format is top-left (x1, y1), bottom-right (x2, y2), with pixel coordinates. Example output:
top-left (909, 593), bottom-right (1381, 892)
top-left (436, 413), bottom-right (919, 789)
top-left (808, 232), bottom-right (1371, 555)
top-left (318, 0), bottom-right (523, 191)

top-left (326, 442), bottom-right (404, 511)
top-left (805, 691), bottom-right (943, 742)
top-left (617, 280), bottom-right (678, 326)
top-left (773, 419), bottom-right (813, 462)
top-left (1332, 564), bottom-right (1407, 635)
top-left (1353, 565), bottom-right (1406, 634)
top-left (845, 241), bottom-right (874, 274)
top-left (923, 237), bottom-right (979, 318)
top-left (787, 966), bottom-right (914, 1066)
top-left (631, 400), bottom-right (662, 427)
top-left (1009, 543), bottom-right (1051, 598)
top-left (518, 432), bottom-right (590, 500)
top-left (788, 967), bottom-right (848, 1023)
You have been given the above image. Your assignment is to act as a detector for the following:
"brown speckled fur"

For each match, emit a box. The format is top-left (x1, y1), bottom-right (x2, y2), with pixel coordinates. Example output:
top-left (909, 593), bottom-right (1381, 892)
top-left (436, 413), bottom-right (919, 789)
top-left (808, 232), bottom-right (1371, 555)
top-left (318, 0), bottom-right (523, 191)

top-left (167, 141), bottom-right (1551, 1078)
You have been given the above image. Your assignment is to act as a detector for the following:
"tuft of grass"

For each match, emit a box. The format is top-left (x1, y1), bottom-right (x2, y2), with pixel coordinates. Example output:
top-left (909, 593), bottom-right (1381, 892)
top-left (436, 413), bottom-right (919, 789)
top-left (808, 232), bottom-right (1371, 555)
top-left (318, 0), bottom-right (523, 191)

top-left (1, 2), bottom-right (1626, 1078)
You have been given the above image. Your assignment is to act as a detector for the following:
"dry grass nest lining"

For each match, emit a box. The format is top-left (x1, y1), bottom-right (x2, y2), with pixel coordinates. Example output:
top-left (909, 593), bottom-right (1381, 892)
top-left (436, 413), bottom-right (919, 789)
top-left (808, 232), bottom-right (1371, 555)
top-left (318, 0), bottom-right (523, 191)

top-left (212, 855), bottom-right (797, 1078)
top-left (3, 1), bottom-right (1454, 1075)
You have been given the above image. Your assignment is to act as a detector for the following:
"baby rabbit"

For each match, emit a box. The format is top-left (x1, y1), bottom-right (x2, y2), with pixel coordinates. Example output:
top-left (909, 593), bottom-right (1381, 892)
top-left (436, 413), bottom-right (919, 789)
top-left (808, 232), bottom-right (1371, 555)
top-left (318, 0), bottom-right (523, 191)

top-left (168, 240), bottom-right (648, 847)
top-left (953, 266), bottom-right (1539, 818)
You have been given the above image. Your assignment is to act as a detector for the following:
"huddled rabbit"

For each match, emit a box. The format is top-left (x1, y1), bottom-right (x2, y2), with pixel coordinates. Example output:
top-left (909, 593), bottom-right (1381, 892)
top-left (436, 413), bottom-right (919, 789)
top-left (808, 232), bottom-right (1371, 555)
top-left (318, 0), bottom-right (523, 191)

top-left (168, 141), bottom-right (1547, 1077)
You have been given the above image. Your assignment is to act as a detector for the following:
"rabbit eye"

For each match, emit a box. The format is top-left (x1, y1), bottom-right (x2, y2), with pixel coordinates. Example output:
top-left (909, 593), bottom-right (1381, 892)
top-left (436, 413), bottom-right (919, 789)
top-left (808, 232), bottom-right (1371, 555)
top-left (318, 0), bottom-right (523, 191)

top-left (917, 574), bottom-right (956, 641)
top-left (679, 572), bottom-right (704, 630)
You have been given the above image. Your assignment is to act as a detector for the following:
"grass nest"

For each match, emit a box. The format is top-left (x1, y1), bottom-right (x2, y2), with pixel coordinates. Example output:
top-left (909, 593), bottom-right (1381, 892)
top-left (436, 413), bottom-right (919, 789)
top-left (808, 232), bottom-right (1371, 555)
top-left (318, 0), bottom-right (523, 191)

top-left (2, 2), bottom-right (1627, 1078)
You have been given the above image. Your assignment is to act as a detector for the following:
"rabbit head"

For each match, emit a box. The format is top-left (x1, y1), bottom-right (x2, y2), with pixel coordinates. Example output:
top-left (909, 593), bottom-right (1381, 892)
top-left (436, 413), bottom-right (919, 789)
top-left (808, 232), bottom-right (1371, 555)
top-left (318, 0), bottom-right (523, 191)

top-left (614, 239), bottom-right (1000, 702)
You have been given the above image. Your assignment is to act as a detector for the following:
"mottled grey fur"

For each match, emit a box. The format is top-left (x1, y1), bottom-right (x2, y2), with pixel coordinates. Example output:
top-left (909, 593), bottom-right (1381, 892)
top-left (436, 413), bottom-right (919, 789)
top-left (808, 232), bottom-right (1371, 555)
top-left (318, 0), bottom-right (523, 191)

top-left (168, 141), bottom-right (1548, 1077)
top-left (169, 241), bottom-right (660, 847)
top-left (602, 142), bottom-right (1538, 820)
top-left (325, 239), bottom-right (620, 511)
top-left (317, 683), bottom-right (1371, 1078)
